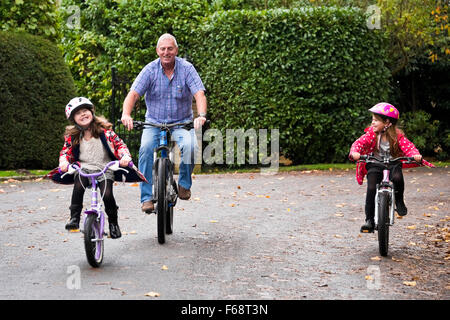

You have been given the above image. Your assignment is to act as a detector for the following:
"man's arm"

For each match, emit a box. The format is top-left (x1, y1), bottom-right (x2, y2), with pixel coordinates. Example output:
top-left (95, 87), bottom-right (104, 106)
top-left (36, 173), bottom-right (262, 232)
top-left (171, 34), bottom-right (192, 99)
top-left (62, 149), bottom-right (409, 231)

top-left (193, 90), bottom-right (207, 130)
top-left (121, 90), bottom-right (140, 130)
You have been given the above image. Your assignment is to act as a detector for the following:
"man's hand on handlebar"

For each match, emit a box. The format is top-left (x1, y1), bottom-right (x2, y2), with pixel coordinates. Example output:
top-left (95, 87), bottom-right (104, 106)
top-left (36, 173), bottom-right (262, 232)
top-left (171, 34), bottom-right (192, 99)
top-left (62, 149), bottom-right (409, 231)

top-left (121, 114), bottom-right (134, 131)
top-left (194, 116), bottom-right (207, 130)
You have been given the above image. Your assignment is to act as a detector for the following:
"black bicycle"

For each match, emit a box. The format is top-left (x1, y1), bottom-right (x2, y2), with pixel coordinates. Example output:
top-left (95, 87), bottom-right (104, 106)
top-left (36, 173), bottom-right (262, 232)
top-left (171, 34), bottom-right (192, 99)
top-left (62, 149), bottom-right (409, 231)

top-left (358, 155), bottom-right (421, 256)
top-left (128, 120), bottom-right (194, 244)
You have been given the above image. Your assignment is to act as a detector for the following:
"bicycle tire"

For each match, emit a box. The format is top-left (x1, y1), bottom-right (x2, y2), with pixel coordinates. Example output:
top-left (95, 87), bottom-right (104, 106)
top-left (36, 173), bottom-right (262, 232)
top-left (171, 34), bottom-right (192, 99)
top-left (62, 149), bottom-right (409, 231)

top-left (377, 192), bottom-right (390, 256)
top-left (157, 158), bottom-right (168, 244)
top-left (166, 205), bottom-right (173, 234)
top-left (84, 214), bottom-right (104, 267)
top-left (166, 162), bottom-right (175, 235)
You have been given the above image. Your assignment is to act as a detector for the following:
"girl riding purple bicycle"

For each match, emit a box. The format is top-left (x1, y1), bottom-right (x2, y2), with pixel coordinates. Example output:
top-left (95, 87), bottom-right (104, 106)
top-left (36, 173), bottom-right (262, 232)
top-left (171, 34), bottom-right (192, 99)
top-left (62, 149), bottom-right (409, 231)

top-left (47, 97), bottom-right (145, 238)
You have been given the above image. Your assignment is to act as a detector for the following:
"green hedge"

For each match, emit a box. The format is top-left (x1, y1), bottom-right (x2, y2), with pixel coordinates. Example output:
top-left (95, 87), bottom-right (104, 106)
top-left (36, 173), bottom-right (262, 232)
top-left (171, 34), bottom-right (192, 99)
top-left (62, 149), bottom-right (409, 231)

top-left (191, 7), bottom-right (390, 164)
top-left (0, 31), bottom-right (76, 169)
top-left (59, 0), bottom-right (209, 112)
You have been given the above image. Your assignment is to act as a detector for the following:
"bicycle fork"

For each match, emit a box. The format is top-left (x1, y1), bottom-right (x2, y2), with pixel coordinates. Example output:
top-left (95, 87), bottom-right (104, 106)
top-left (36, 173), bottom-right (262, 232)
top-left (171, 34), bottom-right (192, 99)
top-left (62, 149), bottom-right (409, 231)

top-left (374, 169), bottom-right (396, 227)
top-left (83, 180), bottom-right (106, 241)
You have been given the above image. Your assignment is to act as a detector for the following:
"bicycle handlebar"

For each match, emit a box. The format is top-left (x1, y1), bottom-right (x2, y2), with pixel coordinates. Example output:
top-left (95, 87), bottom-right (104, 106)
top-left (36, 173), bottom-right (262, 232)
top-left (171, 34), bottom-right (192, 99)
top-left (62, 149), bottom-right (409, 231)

top-left (357, 155), bottom-right (421, 165)
top-left (116, 119), bottom-right (194, 130)
top-left (61, 160), bottom-right (131, 179)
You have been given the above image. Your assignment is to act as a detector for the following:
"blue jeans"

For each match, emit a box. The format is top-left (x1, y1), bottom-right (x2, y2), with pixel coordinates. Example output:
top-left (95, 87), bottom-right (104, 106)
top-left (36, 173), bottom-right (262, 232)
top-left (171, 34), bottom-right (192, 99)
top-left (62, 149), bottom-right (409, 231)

top-left (139, 126), bottom-right (197, 203)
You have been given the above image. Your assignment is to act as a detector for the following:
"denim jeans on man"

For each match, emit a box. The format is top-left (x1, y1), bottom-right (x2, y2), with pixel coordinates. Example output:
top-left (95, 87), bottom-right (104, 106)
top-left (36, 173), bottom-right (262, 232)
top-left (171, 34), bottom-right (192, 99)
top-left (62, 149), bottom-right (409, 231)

top-left (139, 125), bottom-right (197, 203)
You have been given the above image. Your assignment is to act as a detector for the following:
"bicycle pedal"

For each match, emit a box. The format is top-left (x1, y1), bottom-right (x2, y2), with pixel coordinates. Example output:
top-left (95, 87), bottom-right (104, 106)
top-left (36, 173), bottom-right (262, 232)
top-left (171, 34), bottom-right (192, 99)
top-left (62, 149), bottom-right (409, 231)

top-left (68, 229), bottom-right (80, 233)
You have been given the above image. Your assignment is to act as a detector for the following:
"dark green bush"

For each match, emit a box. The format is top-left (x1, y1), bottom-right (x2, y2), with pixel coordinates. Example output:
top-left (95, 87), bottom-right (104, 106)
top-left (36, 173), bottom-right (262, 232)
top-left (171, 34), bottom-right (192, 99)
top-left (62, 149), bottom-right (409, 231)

top-left (192, 7), bottom-right (390, 164)
top-left (0, 31), bottom-right (76, 169)
top-left (401, 110), bottom-right (443, 159)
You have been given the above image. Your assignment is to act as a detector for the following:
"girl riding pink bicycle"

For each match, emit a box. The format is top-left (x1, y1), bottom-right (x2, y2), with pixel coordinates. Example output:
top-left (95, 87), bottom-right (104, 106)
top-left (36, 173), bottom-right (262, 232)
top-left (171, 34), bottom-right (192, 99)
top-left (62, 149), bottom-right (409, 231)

top-left (349, 102), bottom-right (434, 233)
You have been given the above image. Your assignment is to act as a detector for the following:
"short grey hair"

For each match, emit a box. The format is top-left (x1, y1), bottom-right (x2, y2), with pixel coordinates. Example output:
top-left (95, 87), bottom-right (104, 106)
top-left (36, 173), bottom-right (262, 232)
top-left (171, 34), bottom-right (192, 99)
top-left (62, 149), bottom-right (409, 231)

top-left (156, 33), bottom-right (178, 48)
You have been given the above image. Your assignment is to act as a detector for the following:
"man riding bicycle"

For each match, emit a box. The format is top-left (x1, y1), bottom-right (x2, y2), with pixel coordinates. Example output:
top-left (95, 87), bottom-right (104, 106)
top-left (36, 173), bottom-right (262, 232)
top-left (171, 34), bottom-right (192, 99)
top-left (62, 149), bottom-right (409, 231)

top-left (121, 33), bottom-right (208, 213)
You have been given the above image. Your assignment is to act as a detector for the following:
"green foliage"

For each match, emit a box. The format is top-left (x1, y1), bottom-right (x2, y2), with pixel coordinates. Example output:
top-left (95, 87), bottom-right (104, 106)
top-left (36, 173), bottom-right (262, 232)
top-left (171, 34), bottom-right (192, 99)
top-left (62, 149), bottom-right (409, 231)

top-left (0, 0), bottom-right (61, 41)
top-left (191, 7), bottom-right (390, 164)
top-left (401, 110), bottom-right (445, 159)
top-left (0, 31), bottom-right (76, 169)
top-left (59, 0), bottom-right (209, 115)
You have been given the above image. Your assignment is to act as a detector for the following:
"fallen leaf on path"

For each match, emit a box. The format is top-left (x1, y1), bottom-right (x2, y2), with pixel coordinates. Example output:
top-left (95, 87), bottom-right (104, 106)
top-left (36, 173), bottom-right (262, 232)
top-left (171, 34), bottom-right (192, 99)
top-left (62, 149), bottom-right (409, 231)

top-left (370, 256), bottom-right (381, 261)
top-left (407, 225), bottom-right (416, 230)
top-left (161, 265), bottom-right (168, 270)
top-left (144, 291), bottom-right (160, 297)
top-left (209, 220), bottom-right (218, 223)
top-left (403, 281), bottom-right (417, 287)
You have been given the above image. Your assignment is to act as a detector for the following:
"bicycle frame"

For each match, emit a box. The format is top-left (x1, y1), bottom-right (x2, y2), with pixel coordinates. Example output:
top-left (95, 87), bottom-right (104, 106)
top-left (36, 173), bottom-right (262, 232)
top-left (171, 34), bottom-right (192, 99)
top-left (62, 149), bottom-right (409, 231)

top-left (374, 168), bottom-right (396, 227)
top-left (359, 155), bottom-right (419, 227)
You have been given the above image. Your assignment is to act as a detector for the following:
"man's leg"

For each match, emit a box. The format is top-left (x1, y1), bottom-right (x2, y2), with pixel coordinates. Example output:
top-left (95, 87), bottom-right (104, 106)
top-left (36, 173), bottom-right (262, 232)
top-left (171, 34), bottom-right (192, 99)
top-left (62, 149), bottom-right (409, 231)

top-left (172, 127), bottom-right (198, 199)
top-left (139, 126), bottom-right (160, 206)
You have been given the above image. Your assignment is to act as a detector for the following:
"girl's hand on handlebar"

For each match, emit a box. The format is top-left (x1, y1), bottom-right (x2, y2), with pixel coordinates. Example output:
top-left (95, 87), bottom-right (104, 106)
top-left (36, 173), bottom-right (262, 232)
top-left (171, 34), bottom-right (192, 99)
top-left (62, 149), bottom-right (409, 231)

top-left (119, 158), bottom-right (130, 168)
top-left (121, 114), bottom-right (134, 131)
top-left (414, 154), bottom-right (422, 163)
top-left (351, 152), bottom-right (360, 161)
top-left (59, 164), bottom-right (69, 173)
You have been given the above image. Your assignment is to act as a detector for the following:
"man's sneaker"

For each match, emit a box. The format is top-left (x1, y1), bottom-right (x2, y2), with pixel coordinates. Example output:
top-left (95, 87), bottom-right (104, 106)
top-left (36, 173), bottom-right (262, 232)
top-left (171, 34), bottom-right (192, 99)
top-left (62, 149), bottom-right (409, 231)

top-left (178, 185), bottom-right (191, 200)
top-left (396, 199), bottom-right (408, 216)
top-left (360, 219), bottom-right (375, 233)
top-left (141, 201), bottom-right (155, 213)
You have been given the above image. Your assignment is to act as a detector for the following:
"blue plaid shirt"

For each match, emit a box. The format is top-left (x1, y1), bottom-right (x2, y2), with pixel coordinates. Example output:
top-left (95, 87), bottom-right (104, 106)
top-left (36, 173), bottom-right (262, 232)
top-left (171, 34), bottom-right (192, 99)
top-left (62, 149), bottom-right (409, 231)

top-left (131, 57), bottom-right (205, 124)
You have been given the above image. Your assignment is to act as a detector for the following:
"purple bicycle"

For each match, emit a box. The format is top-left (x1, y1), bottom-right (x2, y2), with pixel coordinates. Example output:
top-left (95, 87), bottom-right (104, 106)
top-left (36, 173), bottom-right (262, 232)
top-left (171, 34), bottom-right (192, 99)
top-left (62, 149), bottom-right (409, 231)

top-left (62, 160), bottom-right (131, 267)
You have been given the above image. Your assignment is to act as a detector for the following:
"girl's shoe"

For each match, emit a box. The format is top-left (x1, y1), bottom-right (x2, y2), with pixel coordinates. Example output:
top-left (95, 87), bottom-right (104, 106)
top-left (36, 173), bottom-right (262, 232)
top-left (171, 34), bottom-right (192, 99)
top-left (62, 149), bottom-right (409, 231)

top-left (396, 199), bottom-right (408, 216)
top-left (360, 219), bottom-right (375, 233)
top-left (109, 222), bottom-right (122, 239)
top-left (65, 217), bottom-right (80, 230)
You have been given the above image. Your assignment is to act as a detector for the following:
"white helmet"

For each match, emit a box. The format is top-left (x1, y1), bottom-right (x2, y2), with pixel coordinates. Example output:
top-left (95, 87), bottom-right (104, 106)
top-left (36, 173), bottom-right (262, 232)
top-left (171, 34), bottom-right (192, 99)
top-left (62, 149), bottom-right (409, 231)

top-left (65, 97), bottom-right (94, 120)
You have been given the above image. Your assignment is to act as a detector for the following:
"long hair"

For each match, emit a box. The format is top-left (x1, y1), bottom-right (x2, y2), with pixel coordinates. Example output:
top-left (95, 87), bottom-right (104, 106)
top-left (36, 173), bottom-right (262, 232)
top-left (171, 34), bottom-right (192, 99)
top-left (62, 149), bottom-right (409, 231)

top-left (373, 113), bottom-right (403, 158)
top-left (64, 114), bottom-right (112, 145)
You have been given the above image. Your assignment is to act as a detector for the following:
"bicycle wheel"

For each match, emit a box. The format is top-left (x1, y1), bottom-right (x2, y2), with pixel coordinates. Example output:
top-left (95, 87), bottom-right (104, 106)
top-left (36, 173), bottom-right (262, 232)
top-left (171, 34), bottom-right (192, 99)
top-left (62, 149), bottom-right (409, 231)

top-left (166, 164), bottom-right (176, 235)
top-left (377, 192), bottom-right (390, 256)
top-left (84, 214), bottom-right (104, 267)
top-left (157, 158), bottom-right (168, 244)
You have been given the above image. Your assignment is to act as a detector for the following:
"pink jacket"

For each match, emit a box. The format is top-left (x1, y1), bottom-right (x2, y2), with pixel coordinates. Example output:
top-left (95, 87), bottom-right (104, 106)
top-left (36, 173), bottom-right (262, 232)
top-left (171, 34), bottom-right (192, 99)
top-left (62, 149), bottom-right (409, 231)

top-left (349, 126), bottom-right (434, 185)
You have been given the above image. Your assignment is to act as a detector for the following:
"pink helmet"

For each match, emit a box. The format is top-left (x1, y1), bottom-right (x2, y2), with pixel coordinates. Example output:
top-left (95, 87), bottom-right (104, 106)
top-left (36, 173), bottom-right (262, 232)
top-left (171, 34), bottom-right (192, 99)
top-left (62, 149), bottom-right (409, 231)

top-left (369, 102), bottom-right (399, 120)
top-left (65, 97), bottom-right (94, 120)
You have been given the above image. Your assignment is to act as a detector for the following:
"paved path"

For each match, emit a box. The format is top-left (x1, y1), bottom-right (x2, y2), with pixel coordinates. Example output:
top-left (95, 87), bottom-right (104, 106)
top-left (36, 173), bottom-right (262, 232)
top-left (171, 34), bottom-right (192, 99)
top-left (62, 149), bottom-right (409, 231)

top-left (0, 167), bottom-right (448, 300)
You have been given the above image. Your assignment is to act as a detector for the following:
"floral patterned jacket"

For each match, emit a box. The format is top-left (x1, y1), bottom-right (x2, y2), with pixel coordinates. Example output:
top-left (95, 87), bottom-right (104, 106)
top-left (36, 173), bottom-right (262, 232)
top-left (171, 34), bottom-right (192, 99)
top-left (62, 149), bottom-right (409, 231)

top-left (47, 129), bottom-right (143, 184)
top-left (349, 126), bottom-right (434, 185)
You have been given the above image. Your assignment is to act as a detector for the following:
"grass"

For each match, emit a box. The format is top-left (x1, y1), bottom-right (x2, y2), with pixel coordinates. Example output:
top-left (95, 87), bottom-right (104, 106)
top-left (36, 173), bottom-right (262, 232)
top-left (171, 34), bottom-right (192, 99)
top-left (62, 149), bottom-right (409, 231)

top-left (199, 161), bottom-right (449, 174)
top-left (1, 161), bottom-right (448, 179)
top-left (0, 170), bottom-right (49, 178)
